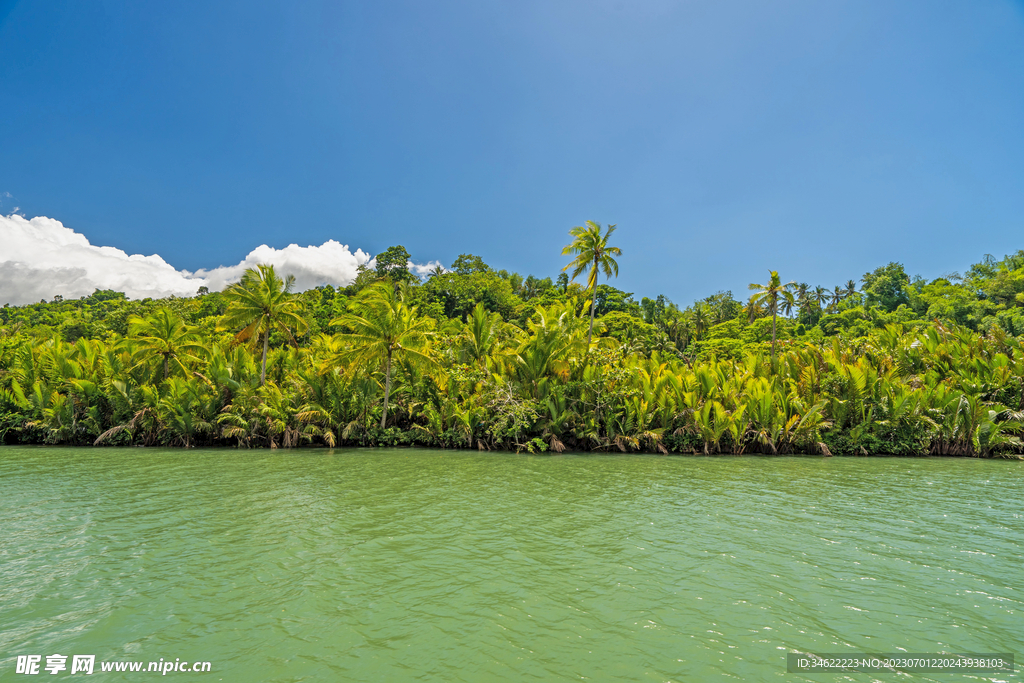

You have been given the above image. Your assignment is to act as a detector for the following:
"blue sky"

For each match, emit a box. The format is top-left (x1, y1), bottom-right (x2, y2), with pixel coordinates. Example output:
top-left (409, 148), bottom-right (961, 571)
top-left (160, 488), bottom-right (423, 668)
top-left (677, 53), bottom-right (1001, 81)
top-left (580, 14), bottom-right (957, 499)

top-left (2, 0), bottom-right (1023, 305)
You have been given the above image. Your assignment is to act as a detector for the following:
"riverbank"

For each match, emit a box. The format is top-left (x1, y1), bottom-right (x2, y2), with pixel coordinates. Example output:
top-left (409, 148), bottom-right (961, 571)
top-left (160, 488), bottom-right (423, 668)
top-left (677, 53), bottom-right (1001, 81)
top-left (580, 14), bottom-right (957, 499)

top-left (4, 258), bottom-right (1024, 459)
top-left (7, 444), bottom-right (1023, 459)
top-left (4, 436), bottom-right (1024, 458)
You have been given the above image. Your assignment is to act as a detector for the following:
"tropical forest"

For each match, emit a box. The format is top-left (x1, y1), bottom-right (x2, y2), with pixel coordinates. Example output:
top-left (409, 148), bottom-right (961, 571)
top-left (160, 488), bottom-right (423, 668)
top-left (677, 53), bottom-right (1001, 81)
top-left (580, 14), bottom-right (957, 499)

top-left (3, 222), bottom-right (1024, 458)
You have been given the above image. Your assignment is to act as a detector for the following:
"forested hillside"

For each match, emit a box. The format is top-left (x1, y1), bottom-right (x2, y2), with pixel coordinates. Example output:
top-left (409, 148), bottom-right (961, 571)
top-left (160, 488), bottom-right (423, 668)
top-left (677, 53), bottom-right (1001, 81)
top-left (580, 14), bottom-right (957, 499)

top-left (3, 237), bottom-right (1024, 457)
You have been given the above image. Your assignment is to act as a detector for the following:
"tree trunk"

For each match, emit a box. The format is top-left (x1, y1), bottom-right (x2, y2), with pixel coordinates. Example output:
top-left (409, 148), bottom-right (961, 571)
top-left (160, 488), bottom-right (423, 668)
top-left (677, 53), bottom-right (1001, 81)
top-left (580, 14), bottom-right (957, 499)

top-left (586, 256), bottom-right (600, 349)
top-left (587, 292), bottom-right (596, 349)
top-left (771, 298), bottom-right (777, 361)
top-left (260, 331), bottom-right (269, 385)
top-left (380, 349), bottom-right (393, 429)
top-left (163, 355), bottom-right (169, 381)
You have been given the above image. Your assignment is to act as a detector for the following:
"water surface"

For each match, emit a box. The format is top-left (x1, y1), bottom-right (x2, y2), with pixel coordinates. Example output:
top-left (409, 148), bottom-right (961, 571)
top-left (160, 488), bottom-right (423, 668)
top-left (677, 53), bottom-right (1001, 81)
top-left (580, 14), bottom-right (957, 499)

top-left (1, 447), bottom-right (1021, 681)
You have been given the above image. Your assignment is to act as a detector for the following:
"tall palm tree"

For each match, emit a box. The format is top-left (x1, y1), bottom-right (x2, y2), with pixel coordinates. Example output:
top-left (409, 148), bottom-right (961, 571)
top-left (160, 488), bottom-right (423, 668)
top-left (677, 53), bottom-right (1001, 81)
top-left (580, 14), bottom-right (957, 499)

top-left (127, 308), bottom-right (206, 381)
top-left (779, 294), bottom-right (796, 318)
top-left (830, 286), bottom-right (844, 312)
top-left (844, 280), bottom-right (858, 299)
top-left (562, 220), bottom-right (622, 348)
top-left (748, 271), bottom-right (796, 360)
top-left (813, 285), bottom-right (829, 311)
top-left (331, 283), bottom-right (436, 429)
top-left (795, 283), bottom-right (811, 315)
top-left (220, 264), bottom-right (308, 385)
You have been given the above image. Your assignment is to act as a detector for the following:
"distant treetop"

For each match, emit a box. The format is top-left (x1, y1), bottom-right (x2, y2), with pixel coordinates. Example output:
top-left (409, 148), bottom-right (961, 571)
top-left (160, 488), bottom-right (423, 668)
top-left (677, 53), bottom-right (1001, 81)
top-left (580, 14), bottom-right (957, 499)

top-left (450, 254), bottom-right (490, 275)
top-left (374, 245), bottom-right (413, 283)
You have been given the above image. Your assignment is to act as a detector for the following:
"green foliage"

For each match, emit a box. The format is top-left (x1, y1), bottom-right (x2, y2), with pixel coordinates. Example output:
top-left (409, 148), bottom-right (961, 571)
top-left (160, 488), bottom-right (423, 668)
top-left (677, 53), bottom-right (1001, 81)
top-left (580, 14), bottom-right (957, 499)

top-left (862, 262), bottom-right (911, 312)
top-left (3, 247), bottom-right (1024, 459)
top-left (706, 320), bottom-right (743, 340)
top-left (562, 220), bottom-right (622, 346)
top-left (450, 254), bottom-right (490, 275)
top-left (748, 271), bottom-right (796, 359)
top-left (420, 269), bottom-right (522, 320)
top-left (332, 282), bottom-right (436, 429)
top-left (699, 291), bottom-right (741, 325)
top-left (374, 245), bottom-right (413, 283)
top-left (219, 264), bottom-right (308, 385)
top-left (592, 285), bottom-right (638, 316)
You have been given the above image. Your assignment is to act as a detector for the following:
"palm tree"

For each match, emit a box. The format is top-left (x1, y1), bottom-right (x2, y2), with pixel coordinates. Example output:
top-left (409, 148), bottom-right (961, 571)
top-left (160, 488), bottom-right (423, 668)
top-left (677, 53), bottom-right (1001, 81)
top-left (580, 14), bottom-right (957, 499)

top-left (562, 220), bottom-right (622, 348)
top-left (779, 294), bottom-right (796, 318)
top-left (461, 302), bottom-right (499, 365)
top-left (689, 304), bottom-right (710, 340)
top-left (513, 303), bottom-right (587, 395)
top-left (665, 313), bottom-right (691, 350)
top-left (844, 280), bottom-right (858, 299)
top-left (830, 286), bottom-right (844, 312)
top-left (795, 283), bottom-right (811, 315)
top-left (220, 264), bottom-right (308, 385)
top-left (127, 308), bottom-right (206, 381)
top-left (748, 271), bottom-right (796, 360)
top-left (813, 285), bottom-right (829, 311)
top-left (744, 296), bottom-right (764, 324)
top-left (331, 282), bottom-right (436, 429)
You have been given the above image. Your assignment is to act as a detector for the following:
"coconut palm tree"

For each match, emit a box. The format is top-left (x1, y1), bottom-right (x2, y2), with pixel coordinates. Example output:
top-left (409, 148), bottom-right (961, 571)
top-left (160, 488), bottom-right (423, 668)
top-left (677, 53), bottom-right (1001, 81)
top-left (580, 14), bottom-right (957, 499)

top-left (127, 308), bottom-right (206, 381)
top-left (795, 283), bottom-right (811, 315)
top-left (744, 296), bottom-right (764, 324)
top-left (331, 282), bottom-right (436, 429)
top-left (844, 280), bottom-right (858, 299)
top-left (220, 264), bottom-right (308, 385)
top-left (689, 304), bottom-right (711, 340)
top-left (830, 286), bottom-right (844, 312)
top-left (813, 285), bottom-right (829, 311)
top-left (779, 294), bottom-right (796, 317)
top-left (748, 271), bottom-right (796, 360)
top-left (562, 220), bottom-right (622, 348)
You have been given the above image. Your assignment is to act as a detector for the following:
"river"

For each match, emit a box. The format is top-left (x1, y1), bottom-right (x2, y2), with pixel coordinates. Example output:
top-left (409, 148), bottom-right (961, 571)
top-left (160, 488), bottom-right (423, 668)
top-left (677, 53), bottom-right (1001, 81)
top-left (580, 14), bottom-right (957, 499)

top-left (1, 447), bottom-right (1020, 681)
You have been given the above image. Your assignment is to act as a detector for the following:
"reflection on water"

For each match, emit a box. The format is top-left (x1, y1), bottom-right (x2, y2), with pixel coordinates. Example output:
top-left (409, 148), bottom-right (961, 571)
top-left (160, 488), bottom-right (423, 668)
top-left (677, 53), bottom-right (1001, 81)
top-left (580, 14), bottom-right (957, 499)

top-left (1, 448), bottom-right (1021, 681)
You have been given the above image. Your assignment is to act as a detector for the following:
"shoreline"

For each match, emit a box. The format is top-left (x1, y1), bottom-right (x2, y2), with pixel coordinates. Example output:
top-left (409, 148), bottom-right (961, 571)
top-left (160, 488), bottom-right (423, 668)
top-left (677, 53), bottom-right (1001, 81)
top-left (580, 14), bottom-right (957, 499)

top-left (3, 443), bottom-right (1022, 460)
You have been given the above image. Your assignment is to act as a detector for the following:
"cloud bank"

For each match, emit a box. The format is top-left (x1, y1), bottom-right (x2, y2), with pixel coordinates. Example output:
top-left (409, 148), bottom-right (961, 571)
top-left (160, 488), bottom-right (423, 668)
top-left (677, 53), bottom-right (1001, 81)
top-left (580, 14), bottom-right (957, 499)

top-left (0, 213), bottom-right (391, 305)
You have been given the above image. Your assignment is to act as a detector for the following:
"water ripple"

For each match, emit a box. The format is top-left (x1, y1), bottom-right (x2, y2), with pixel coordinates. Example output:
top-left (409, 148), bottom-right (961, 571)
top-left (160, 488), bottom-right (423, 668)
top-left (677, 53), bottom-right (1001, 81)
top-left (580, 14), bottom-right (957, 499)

top-left (0, 448), bottom-right (1021, 682)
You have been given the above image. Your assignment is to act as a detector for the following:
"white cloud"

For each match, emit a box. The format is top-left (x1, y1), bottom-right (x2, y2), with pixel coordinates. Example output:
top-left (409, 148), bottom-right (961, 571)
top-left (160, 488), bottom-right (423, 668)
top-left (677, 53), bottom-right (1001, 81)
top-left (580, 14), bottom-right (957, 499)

top-left (192, 240), bottom-right (373, 294)
top-left (410, 260), bottom-right (444, 278)
top-left (0, 213), bottom-right (384, 306)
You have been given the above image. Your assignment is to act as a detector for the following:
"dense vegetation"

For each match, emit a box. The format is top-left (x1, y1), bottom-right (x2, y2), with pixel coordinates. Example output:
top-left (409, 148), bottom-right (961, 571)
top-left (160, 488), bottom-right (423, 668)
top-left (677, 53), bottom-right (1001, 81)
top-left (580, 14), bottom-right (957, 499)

top-left (3, 227), bottom-right (1024, 457)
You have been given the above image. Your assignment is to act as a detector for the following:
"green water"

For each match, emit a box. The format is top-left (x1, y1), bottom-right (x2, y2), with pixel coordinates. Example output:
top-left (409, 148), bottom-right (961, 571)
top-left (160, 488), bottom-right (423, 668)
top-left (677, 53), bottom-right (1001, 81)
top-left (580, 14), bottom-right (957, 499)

top-left (0, 448), bottom-right (1020, 682)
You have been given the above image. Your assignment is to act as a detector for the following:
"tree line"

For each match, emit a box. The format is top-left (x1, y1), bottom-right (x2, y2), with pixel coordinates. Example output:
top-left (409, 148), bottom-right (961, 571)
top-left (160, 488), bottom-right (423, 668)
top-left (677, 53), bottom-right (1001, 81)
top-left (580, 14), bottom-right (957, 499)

top-left (2, 222), bottom-right (1024, 457)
